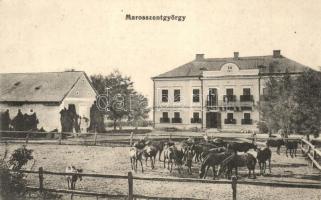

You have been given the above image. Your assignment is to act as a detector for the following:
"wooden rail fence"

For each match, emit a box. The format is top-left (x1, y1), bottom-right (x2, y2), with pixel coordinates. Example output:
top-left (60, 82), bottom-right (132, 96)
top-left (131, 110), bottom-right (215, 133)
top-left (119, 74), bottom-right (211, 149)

top-left (11, 167), bottom-right (321, 200)
top-left (0, 130), bottom-right (195, 146)
top-left (300, 139), bottom-right (321, 170)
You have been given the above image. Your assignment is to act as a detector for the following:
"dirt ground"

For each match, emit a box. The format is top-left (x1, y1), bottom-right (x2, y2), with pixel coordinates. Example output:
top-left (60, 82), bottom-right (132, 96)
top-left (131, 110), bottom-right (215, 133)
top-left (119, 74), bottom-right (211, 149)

top-left (1, 143), bottom-right (320, 200)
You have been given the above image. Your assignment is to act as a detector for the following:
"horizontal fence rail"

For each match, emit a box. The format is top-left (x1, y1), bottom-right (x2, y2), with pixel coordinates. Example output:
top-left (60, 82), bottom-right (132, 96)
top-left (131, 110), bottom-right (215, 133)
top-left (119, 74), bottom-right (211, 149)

top-left (10, 167), bottom-right (321, 200)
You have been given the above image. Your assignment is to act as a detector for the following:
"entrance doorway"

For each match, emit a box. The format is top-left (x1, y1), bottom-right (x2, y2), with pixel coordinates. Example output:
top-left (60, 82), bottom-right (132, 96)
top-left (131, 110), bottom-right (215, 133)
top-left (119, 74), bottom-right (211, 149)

top-left (206, 112), bottom-right (221, 128)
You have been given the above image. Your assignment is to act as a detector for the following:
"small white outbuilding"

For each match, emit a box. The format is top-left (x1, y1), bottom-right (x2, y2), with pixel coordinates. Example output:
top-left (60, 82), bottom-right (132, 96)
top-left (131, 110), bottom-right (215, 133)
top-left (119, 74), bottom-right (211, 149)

top-left (0, 71), bottom-right (97, 132)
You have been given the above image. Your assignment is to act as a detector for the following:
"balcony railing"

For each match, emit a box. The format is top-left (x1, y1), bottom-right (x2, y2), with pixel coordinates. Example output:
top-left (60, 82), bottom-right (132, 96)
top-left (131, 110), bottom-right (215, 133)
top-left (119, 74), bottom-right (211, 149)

top-left (206, 100), bottom-right (218, 107)
top-left (191, 118), bottom-right (202, 123)
top-left (240, 106), bottom-right (252, 111)
top-left (240, 95), bottom-right (254, 102)
top-left (160, 118), bottom-right (170, 123)
top-left (206, 95), bottom-right (218, 107)
top-left (241, 119), bottom-right (253, 125)
top-left (223, 95), bottom-right (237, 102)
top-left (172, 118), bottom-right (182, 123)
top-left (224, 118), bottom-right (236, 124)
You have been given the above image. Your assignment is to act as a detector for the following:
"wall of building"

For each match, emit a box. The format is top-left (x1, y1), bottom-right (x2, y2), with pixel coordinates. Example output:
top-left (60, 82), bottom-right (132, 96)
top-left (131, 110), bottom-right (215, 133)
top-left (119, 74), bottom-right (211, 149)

top-left (61, 74), bottom-right (97, 132)
top-left (153, 69), bottom-right (260, 131)
top-left (202, 76), bottom-right (259, 131)
top-left (0, 73), bottom-right (97, 133)
top-left (0, 103), bottom-right (61, 131)
top-left (154, 78), bottom-right (203, 130)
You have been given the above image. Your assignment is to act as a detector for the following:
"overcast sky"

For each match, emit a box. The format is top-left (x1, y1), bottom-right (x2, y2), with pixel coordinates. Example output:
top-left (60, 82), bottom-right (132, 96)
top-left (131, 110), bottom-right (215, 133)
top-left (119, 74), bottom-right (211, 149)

top-left (1, 0), bottom-right (321, 103)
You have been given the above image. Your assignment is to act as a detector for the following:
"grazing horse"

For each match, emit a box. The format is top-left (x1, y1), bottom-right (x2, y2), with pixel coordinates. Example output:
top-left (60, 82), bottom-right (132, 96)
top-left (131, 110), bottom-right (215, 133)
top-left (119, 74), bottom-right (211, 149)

top-left (192, 143), bottom-right (218, 162)
top-left (218, 153), bottom-right (257, 179)
top-left (65, 166), bottom-right (83, 190)
top-left (201, 147), bottom-right (227, 159)
top-left (129, 147), bottom-right (144, 173)
top-left (199, 152), bottom-right (232, 179)
top-left (256, 147), bottom-right (272, 175)
top-left (266, 138), bottom-right (284, 154)
top-left (284, 140), bottom-right (299, 158)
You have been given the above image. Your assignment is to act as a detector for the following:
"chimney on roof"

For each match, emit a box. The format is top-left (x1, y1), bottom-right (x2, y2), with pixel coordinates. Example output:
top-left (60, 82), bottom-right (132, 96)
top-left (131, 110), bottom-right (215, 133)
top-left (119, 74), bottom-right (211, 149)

top-left (273, 50), bottom-right (281, 58)
top-left (233, 52), bottom-right (239, 59)
top-left (195, 54), bottom-right (204, 61)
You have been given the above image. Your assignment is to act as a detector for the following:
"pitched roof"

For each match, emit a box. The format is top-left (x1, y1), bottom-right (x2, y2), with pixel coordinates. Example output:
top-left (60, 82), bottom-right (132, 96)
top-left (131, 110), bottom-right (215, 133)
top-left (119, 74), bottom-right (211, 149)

top-left (0, 71), bottom-right (94, 103)
top-left (153, 55), bottom-right (309, 79)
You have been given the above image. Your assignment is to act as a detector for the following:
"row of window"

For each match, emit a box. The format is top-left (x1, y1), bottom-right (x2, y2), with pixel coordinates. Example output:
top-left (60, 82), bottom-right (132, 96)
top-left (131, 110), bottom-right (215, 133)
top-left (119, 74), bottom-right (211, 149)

top-left (160, 112), bottom-right (252, 124)
top-left (225, 113), bottom-right (253, 125)
top-left (161, 112), bottom-right (200, 123)
top-left (161, 88), bottom-right (252, 103)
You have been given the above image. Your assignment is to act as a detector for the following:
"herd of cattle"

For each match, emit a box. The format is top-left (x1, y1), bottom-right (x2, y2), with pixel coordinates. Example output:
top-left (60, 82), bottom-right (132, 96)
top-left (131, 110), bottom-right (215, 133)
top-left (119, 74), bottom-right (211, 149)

top-left (129, 137), bottom-right (303, 180)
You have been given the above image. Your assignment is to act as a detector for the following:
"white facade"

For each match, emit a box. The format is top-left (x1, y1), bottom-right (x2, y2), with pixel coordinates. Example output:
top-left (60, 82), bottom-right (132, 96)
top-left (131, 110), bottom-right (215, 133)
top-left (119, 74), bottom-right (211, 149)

top-left (153, 62), bottom-right (261, 131)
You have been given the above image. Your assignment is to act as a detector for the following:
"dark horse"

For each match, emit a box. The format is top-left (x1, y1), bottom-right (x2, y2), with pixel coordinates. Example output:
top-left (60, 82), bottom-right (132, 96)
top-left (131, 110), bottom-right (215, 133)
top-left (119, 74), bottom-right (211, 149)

top-left (256, 147), bottom-right (272, 175)
top-left (148, 140), bottom-right (166, 161)
top-left (199, 152), bottom-right (233, 179)
top-left (143, 144), bottom-right (158, 169)
top-left (218, 153), bottom-right (257, 179)
top-left (192, 143), bottom-right (218, 162)
top-left (227, 142), bottom-right (257, 153)
top-left (266, 138), bottom-right (284, 155)
top-left (284, 139), bottom-right (299, 158)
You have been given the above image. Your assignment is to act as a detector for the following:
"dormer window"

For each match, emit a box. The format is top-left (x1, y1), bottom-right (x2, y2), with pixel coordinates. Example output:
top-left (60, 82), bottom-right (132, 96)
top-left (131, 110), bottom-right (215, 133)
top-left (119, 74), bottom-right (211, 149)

top-left (35, 86), bottom-right (41, 90)
top-left (14, 82), bottom-right (21, 86)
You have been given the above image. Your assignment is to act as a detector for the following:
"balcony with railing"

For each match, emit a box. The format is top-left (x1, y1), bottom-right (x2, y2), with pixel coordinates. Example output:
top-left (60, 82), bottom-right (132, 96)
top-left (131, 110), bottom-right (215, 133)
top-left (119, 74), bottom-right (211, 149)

top-left (240, 106), bottom-right (252, 111)
top-left (172, 118), bottom-right (182, 123)
top-left (160, 118), bottom-right (170, 123)
top-left (206, 95), bottom-right (218, 107)
top-left (241, 119), bottom-right (253, 125)
top-left (224, 118), bottom-right (236, 124)
top-left (191, 118), bottom-right (202, 123)
top-left (240, 95), bottom-right (254, 102)
top-left (223, 95), bottom-right (237, 102)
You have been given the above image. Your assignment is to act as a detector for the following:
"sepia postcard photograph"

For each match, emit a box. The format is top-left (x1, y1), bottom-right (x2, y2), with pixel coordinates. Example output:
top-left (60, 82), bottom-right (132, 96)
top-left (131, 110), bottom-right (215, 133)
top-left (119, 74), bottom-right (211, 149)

top-left (0, 0), bottom-right (321, 199)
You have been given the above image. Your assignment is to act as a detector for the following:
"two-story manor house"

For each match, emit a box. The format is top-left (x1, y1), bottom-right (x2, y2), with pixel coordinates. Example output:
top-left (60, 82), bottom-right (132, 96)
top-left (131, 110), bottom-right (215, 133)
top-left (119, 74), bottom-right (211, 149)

top-left (152, 50), bottom-right (310, 132)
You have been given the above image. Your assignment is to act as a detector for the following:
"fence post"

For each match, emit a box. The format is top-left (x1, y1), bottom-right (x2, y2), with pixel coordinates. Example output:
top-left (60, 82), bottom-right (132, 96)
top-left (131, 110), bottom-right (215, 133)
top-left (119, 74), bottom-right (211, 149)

top-left (311, 145), bottom-right (315, 168)
top-left (25, 133), bottom-right (29, 144)
top-left (94, 127), bottom-right (98, 146)
top-left (129, 132), bottom-right (134, 146)
top-left (59, 132), bottom-right (62, 145)
top-left (232, 176), bottom-right (237, 200)
top-left (38, 167), bottom-right (44, 193)
top-left (300, 139), bottom-right (304, 154)
top-left (128, 172), bottom-right (133, 200)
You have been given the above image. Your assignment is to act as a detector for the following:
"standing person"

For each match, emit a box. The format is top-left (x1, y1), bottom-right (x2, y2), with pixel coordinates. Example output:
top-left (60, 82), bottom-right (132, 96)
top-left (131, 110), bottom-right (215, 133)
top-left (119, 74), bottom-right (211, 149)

top-left (12, 109), bottom-right (24, 131)
top-left (0, 109), bottom-right (11, 130)
top-left (60, 108), bottom-right (67, 132)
